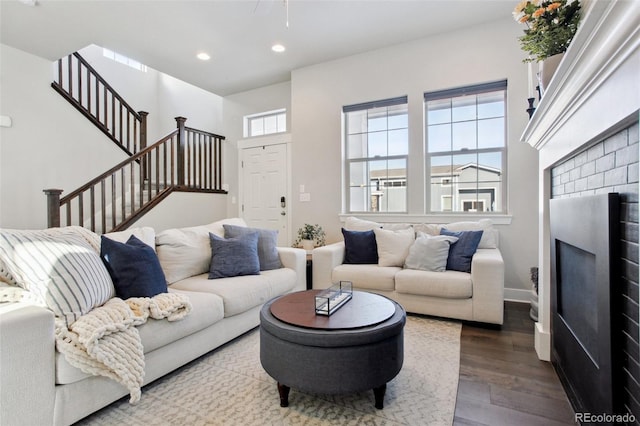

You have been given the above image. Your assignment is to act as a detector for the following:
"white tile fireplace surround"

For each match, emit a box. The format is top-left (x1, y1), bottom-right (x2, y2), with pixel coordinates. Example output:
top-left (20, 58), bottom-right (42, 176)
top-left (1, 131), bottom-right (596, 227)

top-left (521, 0), bottom-right (639, 363)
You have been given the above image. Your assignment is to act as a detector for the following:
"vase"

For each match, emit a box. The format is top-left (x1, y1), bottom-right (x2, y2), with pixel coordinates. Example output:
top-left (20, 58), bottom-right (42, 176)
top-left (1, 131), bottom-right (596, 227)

top-left (301, 239), bottom-right (315, 251)
top-left (538, 53), bottom-right (564, 95)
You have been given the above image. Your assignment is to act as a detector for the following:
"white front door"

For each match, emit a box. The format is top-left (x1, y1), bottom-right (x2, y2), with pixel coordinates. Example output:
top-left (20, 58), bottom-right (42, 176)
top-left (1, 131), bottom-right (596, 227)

top-left (241, 143), bottom-right (289, 245)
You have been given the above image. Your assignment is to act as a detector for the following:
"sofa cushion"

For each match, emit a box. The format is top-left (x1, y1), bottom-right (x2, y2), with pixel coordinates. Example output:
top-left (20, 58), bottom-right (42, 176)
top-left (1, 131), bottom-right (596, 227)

top-left (344, 216), bottom-right (382, 231)
top-left (223, 224), bottom-right (282, 271)
top-left (342, 228), bottom-right (378, 264)
top-left (208, 232), bottom-right (260, 279)
top-left (100, 235), bottom-right (168, 299)
top-left (0, 227), bottom-right (114, 327)
top-left (55, 288), bottom-right (225, 385)
top-left (104, 227), bottom-right (156, 250)
top-left (332, 264), bottom-right (399, 292)
top-left (414, 219), bottom-right (497, 249)
top-left (404, 233), bottom-right (459, 272)
top-left (373, 228), bottom-right (415, 267)
top-left (395, 269), bottom-right (472, 299)
top-left (441, 229), bottom-right (483, 273)
top-left (155, 218), bottom-right (247, 284)
top-left (170, 268), bottom-right (297, 317)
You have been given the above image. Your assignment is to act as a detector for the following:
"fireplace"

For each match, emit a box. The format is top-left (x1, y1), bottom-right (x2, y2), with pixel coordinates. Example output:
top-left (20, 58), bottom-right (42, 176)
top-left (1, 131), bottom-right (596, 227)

top-left (550, 193), bottom-right (619, 417)
top-left (520, 1), bottom-right (638, 422)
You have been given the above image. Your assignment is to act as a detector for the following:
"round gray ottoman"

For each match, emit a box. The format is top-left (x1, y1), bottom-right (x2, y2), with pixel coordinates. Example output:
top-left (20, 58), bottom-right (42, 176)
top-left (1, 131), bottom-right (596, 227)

top-left (259, 291), bottom-right (405, 409)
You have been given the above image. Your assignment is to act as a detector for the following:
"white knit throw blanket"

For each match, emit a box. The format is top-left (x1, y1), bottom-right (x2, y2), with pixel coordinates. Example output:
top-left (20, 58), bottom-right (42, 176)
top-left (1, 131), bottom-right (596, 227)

top-left (55, 292), bottom-right (192, 403)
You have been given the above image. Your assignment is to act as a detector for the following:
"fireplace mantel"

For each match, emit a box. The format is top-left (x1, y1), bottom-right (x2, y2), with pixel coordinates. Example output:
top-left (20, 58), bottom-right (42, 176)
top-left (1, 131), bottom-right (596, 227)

top-left (521, 0), bottom-right (639, 168)
top-left (519, 0), bottom-right (640, 362)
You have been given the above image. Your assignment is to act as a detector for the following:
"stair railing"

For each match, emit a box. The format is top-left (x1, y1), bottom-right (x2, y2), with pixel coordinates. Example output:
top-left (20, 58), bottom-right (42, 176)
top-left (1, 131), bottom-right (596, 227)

top-left (51, 52), bottom-right (147, 156)
top-left (45, 117), bottom-right (226, 234)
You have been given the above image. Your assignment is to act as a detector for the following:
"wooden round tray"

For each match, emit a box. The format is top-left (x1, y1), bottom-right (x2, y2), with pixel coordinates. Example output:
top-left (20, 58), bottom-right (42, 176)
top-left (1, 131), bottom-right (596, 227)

top-left (269, 290), bottom-right (396, 330)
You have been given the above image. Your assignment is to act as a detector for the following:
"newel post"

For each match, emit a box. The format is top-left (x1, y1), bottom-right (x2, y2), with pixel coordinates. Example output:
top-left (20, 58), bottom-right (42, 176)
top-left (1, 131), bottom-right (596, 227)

top-left (43, 189), bottom-right (63, 228)
top-left (176, 116), bottom-right (187, 187)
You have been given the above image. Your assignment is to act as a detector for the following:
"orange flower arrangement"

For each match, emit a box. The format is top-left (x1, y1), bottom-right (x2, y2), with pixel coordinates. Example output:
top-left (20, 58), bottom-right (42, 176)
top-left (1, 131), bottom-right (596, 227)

top-left (513, 0), bottom-right (581, 62)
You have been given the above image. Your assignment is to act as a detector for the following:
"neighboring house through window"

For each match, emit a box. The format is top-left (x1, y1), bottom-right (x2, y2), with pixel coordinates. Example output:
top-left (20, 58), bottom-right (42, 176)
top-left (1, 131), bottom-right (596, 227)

top-left (343, 96), bottom-right (408, 213)
top-left (425, 80), bottom-right (507, 213)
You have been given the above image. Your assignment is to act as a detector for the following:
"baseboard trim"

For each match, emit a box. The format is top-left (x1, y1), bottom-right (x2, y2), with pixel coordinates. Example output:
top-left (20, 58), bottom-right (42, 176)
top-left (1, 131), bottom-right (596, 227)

top-left (504, 288), bottom-right (532, 303)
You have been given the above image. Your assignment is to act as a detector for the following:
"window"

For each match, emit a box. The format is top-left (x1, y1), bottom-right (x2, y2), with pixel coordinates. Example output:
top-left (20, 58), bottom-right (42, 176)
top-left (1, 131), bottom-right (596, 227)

top-left (244, 109), bottom-right (286, 137)
top-left (344, 96), bottom-right (408, 213)
top-left (102, 48), bottom-right (147, 72)
top-left (425, 80), bottom-right (507, 213)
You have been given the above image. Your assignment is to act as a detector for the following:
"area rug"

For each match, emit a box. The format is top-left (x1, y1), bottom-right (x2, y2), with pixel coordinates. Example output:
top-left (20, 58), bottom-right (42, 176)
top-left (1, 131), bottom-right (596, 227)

top-left (76, 315), bottom-right (461, 426)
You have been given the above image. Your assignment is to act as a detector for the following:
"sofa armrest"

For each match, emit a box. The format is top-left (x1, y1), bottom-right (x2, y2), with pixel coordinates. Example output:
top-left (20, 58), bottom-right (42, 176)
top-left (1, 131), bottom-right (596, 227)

top-left (277, 247), bottom-right (307, 292)
top-left (0, 303), bottom-right (56, 425)
top-left (470, 248), bottom-right (505, 325)
top-left (312, 242), bottom-right (345, 290)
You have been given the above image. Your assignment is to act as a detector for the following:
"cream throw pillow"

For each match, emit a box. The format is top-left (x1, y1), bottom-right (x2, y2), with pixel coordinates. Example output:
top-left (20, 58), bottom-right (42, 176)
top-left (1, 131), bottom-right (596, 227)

top-left (156, 218), bottom-right (247, 284)
top-left (413, 219), bottom-right (497, 249)
top-left (344, 216), bottom-right (382, 231)
top-left (373, 228), bottom-right (415, 267)
top-left (104, 227), bottom-right (156, 250)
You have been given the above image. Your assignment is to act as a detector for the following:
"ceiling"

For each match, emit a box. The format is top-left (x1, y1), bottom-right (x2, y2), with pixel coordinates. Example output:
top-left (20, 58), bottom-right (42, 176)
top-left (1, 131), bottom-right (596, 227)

top-left (1, 0), bottom-right (512, 96)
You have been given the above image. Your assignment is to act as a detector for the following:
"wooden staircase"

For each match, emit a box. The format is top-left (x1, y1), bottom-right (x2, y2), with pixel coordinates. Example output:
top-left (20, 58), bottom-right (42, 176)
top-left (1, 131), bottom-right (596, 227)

top-left (47, 53), bottom-right (226, 233)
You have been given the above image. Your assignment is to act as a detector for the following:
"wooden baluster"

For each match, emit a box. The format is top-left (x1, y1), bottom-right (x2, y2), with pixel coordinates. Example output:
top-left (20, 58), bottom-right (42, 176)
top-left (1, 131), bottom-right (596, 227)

top-left (120, 168), bottom-right (126, 221)
top-left (111, 174), bottom-right (116, 230)
top-left (44, 189), bottom-right (63, 228)
top-left (67, 55), bottom-right (73, 98)
top-left (90, 186), bottom-right (96, 232)
top-left (57, 58), bottom-right (62, 87)
top-left (77, 58), bottom-right (82, 107)
top-left (139, 111), bottom-right (148, 179)
top-left (87, 66), bottom-right (92, 116)
top-left (100, 180), bottom-right (106, 234)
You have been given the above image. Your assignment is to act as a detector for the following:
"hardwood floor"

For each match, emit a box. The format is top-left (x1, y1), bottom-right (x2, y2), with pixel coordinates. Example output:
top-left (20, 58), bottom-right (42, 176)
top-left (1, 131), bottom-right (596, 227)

top-left (454, 301), bottom-right (576, 425)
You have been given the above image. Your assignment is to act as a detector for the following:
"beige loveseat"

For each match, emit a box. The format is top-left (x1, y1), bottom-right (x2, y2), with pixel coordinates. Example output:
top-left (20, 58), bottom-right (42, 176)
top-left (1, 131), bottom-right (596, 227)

top-left (312, 217), bottom-right (504, 325)
top-left (0, 218), bottom-right (306, 426)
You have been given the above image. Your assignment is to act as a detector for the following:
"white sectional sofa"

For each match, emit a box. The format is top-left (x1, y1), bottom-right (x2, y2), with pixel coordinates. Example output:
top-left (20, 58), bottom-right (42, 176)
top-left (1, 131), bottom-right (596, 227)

top-left (312, 217), bottom-right (504, 325)
top-left (0, 218), bottom-right (306, 426)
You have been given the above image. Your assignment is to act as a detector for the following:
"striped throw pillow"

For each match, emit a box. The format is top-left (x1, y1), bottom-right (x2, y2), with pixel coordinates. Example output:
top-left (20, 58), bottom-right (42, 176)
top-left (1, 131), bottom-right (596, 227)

top-left (0, 227), bottom-right (115, 327)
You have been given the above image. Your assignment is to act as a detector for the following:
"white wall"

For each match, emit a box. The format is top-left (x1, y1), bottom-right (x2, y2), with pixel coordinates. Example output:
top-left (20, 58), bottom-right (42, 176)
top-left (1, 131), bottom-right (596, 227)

top-left (131, 192), bottom-right (228, 232)
top-left (79, 44), bottom-right (224, 143)
top-left (222, 81), bottom-right (292, 217)
top-left (0, 44), bottom-right (126, 229)
top-left (0, 43), bottom-right (226, 230)
top-left (289, 17), bottom-right (540, 294)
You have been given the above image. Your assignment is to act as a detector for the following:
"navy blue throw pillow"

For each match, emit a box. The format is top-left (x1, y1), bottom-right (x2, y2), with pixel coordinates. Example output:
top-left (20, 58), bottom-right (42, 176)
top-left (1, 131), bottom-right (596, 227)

top-left (342, 228), bottom-right (378, 264)
top-left (440, 229), bottom-right (484, 273)
top-left (208, 231), bottom-right (260, 279)
top-left (100, 235), bottom-right (168, 299)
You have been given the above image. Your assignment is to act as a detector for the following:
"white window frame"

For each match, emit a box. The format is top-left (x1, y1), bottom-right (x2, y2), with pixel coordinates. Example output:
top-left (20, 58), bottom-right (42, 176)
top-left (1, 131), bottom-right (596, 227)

top-left (243, 109), bottom-right (287, 138)
top-left (425, 80), bottom-right (507, 214)
top-left (343, 96), bottom-right (409, 214)
top-left (102, 48), bottom-right (147, 72)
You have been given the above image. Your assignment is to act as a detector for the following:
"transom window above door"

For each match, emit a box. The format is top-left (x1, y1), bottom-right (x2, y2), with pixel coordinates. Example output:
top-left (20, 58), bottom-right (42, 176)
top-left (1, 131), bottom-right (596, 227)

top-left (244, 109), bottom-right (287, 138)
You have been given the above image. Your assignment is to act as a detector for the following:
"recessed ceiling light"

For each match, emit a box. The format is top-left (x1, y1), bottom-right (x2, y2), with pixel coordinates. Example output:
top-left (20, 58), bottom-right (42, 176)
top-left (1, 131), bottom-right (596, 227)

top-left (197, 52), bottom-right (211, 61)
top-left (272, 44), bottom-right (286, 53)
